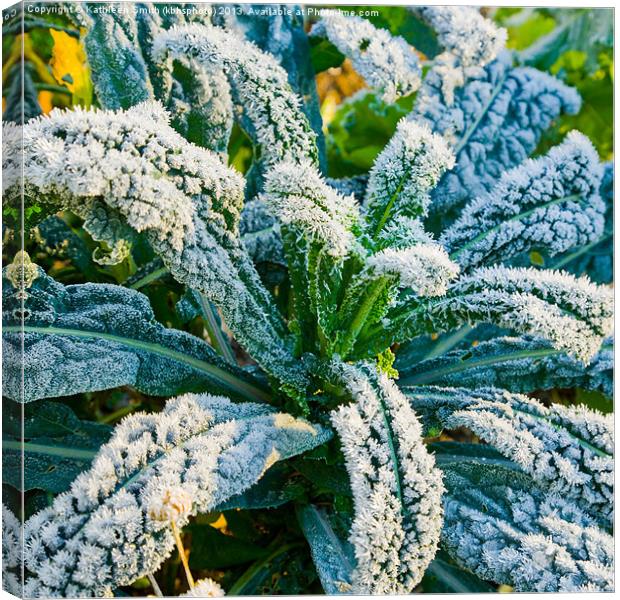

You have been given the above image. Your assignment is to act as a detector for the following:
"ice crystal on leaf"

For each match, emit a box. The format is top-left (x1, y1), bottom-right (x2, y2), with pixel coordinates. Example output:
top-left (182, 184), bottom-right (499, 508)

top-left (442, 463), bottom-right (614, 592)
top-left (327, 362), bottom-right (443, 595)
top-left (366, 245), bottom-right (459, 297)
top-left (22, 394), bottom-right (329, 597)
top-left (407, 387), bottom-right (613, 527)
top-left (152, 23), bottom-right (317, 169)
top-left (416, 7), bottom-right (507, 68)
top-left (441, 131), bottom-right (605, 269)
top-left (364, 119), bottom-right (455, 235)
top-left (181, 578), bottom-right (225, 597)
top-left (263, 160), bottom-right (360, 258)
top-left (310, 13), bottom-right (421, 103)
top-left (412, 53), bottom-right (582, 217)
top-left (2, 504), bottom-right (21, 596)
top-left (3, 5), bottom-right (615, 596)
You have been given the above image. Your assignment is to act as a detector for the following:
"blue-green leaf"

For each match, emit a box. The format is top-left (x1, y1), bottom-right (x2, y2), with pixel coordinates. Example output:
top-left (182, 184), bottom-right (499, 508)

top-left (2, 269), bottom-right (270, 403)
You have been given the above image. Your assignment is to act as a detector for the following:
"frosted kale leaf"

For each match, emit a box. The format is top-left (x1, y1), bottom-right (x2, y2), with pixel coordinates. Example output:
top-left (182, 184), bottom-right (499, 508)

top-left (7, 102), bottom-right (308, 399)
top-left (399, 335), bottom-right (613, 398)
top-left (296, 504), bottom-right (355, 594)
top-left (2, 504), bottom-right (22, 597)
top-left (152, 23), bottom-right (318, 171)
top-left (442, 462), bottom-right (613, 591)
top-left (552, 161), bottom-right (614, 283)
top-left (441, 130), bottom-right (605, 269)
top-left (263, 160), bottom-right (360, 259)
top-left (415, 7), bottom-right (507, 68)
top-left (407, 387), bottom-right (613, 527)
top-left (363, 119), bottom-right (455, 237)
top-left (325, 361), bottom-right (443, 594)
top-left (310, 13), bottom-right (421, 103)
top-left (2, 267), bottom-right (268, 403)
top-left (23, 394), bottom-right (330, 597)
top-left (411, 52), bottom-right (582, 218)
top-left (361, 266), bottom-right (613, 362)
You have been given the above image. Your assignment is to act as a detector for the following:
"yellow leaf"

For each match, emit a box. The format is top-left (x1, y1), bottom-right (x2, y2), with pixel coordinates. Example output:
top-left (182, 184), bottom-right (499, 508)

top-left (49, 29), bottom-right (92, 107)
top-left (209, 514), bottom-right (228, 531)
top-left (37, 91), bottom-right (54, 114)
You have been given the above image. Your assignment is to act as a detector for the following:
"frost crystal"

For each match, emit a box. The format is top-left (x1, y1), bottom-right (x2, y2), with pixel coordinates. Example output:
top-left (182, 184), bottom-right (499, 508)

top-left (311, 13), bottom-right (421, 103)
top-left (22, 394), bottom-right (329, 597)
top-left (152, 23), bottom-right (317, 167)
top-left (430, 266), bottom-right (613, 363)
top-left (416, 7), bottom-right (507, 67)
top-left (366, 245), bottom-right (459, 297)
top-left (329, 362), bottom-right (444, 594)
top-left (412, 53), bottom-right (581, 215)
top-left (408, 387), bottom-right (613, 526)
top-left (364, 119), bottom-right (455, 233)
top-left (375, 216), bottom-right (435, 250)
top-left (263, 160), bottom-right (359, 258)
top-left (9, 103), bottom-right (308, 396)
top-left (442, 131), bottom-right (605, 269)
top-left (181, 578), bottom-right (225, 597)
top-left (2, 504), bottom-right (22, 596)
top-left (442, 463), bottom-right (614, 591)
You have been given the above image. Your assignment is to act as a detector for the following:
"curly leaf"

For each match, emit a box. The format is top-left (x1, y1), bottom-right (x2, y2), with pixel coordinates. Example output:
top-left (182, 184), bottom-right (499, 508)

top-left (412, 52), bottom-right (581, 219)
top-left (153, 23), bottom-right (318, 173)
top-left (407, 386), bottom-right (613, 526)
top-left (399, 335), bottom-right (612, 397)
top-left (23, 394), bottom-right (331, 597)
top-left (441, 462), bottom-right (613, 591)
top-left (441, 131), bottom-right (605, 270)
top-left (2, 268), bottom-right (269, 403)
top-left (310, 13), bottom-right (421, 103)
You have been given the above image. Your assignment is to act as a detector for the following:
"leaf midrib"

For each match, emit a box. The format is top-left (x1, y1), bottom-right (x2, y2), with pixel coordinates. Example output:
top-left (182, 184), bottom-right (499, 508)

top-left (4, 325), bottom-right (270, 403)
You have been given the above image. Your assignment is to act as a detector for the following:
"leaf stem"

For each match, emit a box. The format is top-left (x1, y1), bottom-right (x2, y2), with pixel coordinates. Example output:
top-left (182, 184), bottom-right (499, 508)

top-left (172, 521), bottom-right (195, 589)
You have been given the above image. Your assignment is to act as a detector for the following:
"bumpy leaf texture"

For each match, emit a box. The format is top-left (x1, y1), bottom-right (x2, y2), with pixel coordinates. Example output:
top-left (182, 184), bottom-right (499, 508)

top-left (358, 266), bottom-right (613, 363)
top-left (2, 268), bottom-right (268, 403)
top-left (326, 361), bottom-right (443, 594)
top-left (4, 103), bottom-right (308, 398)
top-left (310, 13), bottom-right (421, 103)
top-left (441, 131), bottom-right (605, 270)
top-left (152, 23), bottom-right (318, 169)
top-left (412, 51), bottom-right (582, 219)
top-left (399, 335), bottom-right (613, 398)
top-left (442, 463), bottom-right (613, 591)
top-left (23, 394), bottom-right (330, 597)
top-left (407, 387), bottom-right (613, 527)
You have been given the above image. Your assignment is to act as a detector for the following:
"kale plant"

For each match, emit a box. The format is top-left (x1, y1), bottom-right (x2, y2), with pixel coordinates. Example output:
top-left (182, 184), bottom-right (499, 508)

top-left (2, 3), bottom-right (614, 597)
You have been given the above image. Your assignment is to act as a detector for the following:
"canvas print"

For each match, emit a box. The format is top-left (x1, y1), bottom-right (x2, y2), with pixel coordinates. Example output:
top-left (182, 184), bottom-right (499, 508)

top-left (1, 2), bottom-right (614, 597)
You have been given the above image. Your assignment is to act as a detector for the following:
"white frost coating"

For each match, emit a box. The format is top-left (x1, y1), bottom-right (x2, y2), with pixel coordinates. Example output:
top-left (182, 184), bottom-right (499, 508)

top-left (330, 363), bottom-right (444, 594)
top-left (263, 160), bottom-right (360, 258)
top-left (376, 216), bottom-right (435, 250)
top-left (416, 6), bottom-right (506, 67)
top-left (8, 103), bottom-right (309, 394)
top-left (364, 119), bottom-right (455, 230)
top-left (412, 388), bottom-right (613, 527)
top-left (367, 245), bottom-right (459, 296)
top-left (22, 394), bottom-right (329, 597)
top-left (442, 131), bottom-right (605, 269)
top-left (181, 578), bottom-right (225, 597)
top-left (3, 102), bottom-right (243, 254)
top-left (152, 23), bottom-right (317, 167)
top-left (439, 266), bottom-right (614, 363)
top-left (442, 467), bottom-right (614, 591)
top-left (310, 13), bottom-right (421, 103)
top-left (2, 504), bottom-right (21, 596)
